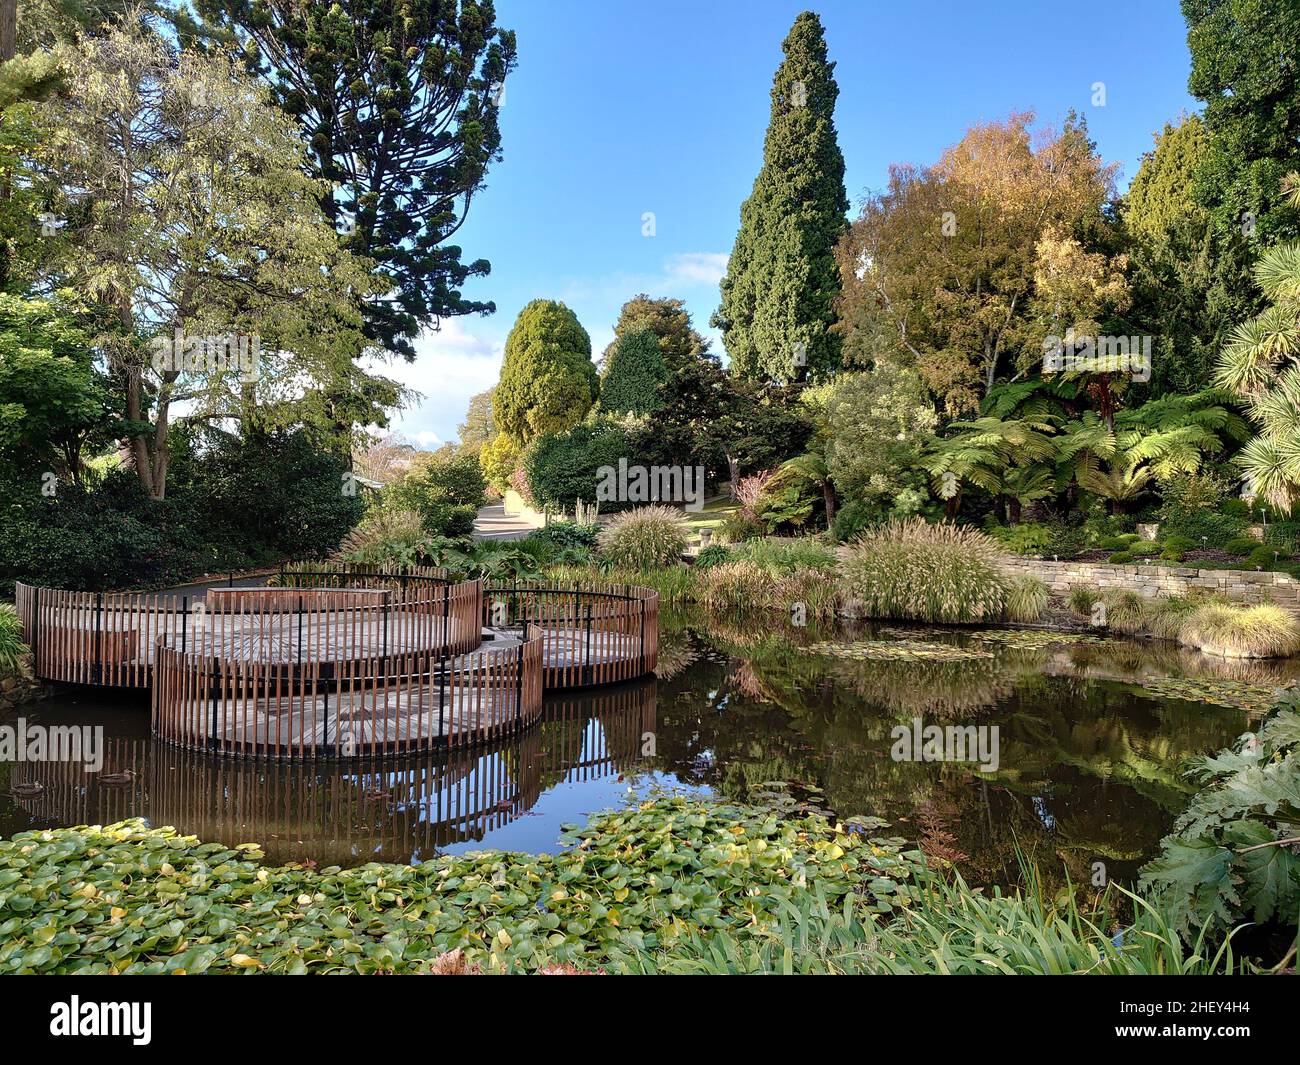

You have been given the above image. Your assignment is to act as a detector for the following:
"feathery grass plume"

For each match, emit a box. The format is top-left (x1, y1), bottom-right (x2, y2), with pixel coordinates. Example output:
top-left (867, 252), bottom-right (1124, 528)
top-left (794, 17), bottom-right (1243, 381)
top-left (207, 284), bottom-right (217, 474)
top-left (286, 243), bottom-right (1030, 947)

top-left (1004, 575), bottom-right (1049, 622)
top-left (596, 505), bottom-right (691, 569)
top-left (839, 518), bottom-right (1009, 624)
top-left (1178, 602), bottom-right (1300, 658)
top-left (699, 560), bottom-right (776, 614)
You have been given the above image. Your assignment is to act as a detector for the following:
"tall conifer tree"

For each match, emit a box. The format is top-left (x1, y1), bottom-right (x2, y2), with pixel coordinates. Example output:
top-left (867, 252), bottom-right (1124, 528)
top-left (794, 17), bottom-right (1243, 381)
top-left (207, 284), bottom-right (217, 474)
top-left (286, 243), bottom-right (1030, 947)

top-left (714, 11), bottom-right (847, 382)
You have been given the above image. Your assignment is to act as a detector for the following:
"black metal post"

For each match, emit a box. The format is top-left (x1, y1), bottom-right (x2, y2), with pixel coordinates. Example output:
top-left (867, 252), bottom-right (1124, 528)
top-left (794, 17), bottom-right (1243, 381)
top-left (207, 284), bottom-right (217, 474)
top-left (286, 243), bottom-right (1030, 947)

top-left (209, 657), bottom-right (219, 751)
top-left (92, 591), bottom-right (103, 685)
top-left (583, 602), bottom-right (593, 686)
top-left (514, 642), bottom-right (524, 727)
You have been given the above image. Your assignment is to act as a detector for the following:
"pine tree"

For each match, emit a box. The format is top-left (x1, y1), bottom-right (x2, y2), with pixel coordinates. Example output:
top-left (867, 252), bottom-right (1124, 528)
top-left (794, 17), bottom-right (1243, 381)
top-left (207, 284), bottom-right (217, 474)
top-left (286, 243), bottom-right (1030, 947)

top-left (713, 10), bottom-right (848, 383)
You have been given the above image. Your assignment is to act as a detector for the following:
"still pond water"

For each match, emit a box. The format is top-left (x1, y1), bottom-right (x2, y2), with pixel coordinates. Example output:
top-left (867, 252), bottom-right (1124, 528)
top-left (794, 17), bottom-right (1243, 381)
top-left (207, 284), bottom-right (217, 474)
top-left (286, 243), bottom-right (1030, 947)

top-left (3, 609), bottom-right (1295, 889)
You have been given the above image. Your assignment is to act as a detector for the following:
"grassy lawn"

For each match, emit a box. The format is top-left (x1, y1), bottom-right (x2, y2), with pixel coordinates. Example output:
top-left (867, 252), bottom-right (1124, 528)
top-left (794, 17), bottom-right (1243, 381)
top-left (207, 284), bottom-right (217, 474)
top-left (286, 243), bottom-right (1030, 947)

top-left (683, 495), bottom-right (740, 535)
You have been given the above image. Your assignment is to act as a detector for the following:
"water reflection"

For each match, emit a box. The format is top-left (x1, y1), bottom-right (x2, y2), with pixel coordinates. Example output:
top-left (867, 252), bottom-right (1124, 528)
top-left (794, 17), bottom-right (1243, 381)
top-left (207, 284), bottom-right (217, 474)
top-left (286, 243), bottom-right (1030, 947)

top-left (3, 608), bottom-right (1289, 887)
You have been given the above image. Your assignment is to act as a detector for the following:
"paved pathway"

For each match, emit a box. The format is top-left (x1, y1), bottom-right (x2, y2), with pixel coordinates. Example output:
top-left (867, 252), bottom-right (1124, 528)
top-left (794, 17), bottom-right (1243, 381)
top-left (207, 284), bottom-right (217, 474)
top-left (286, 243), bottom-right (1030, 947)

top-left (473, 503), bottom-right (539, 542)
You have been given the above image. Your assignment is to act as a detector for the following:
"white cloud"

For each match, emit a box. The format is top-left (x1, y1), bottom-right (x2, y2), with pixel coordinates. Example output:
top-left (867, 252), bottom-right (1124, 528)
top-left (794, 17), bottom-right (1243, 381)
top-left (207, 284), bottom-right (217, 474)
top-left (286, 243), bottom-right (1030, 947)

top-left (664, 251), bottom-right (729, 286)
top-left (364, 317), bottom-right (505, 447)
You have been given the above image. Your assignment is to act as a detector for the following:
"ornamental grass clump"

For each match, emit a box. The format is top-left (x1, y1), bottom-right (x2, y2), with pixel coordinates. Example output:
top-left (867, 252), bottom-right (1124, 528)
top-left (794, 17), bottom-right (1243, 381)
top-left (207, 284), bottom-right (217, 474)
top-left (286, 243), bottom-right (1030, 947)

top-left (699, 560), bottom-right (775, 614)
top-left (596, 505), bottom-right (690, 569)
top-left (1004, 576), bottom-right (1048, 622)
top-left (839, 519), bottom-right (1009, 624)
top-left (1177, 602), bottom-right (1300, 659)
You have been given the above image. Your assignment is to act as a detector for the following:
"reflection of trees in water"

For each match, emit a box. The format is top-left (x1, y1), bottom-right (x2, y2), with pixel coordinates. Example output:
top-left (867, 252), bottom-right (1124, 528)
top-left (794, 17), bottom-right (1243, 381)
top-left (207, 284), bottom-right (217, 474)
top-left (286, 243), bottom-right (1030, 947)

top-left (655, 613), bottom-right (1248, 890)
top-left (9, 679), bottom-right (656, 866)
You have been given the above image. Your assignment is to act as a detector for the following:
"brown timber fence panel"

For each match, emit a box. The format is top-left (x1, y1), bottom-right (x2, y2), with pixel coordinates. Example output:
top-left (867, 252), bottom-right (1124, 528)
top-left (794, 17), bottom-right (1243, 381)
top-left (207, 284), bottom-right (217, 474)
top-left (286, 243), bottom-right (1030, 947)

top-left (484, 580), bottom-right (658, 689)
top-left (151, 628), bottom-right (544, 760)
top-left (17, 577), bottom-right (483, 690)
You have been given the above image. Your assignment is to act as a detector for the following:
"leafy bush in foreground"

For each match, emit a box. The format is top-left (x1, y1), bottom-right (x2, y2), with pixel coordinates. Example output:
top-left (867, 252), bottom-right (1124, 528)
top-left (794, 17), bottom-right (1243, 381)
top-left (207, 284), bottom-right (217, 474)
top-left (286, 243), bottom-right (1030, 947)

top-left (1141, 692), bottom-right (1300, 947)
top-left (0, 798), bottom-right (916, 975)
top-left (0, 604), bottom-right (29, 672)
top-left (839, 519), bottom-right (1008, 624)
top-left (635, 871), bottom-right (1246, 975)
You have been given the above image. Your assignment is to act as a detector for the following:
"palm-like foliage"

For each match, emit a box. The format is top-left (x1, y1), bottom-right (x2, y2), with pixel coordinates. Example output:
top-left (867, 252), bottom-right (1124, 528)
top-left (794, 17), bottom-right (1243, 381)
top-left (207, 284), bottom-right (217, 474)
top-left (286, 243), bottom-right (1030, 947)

top-left (1055, 392), bottom-right (1245, 506)
top-left (923, 416), bottom-right (1059, 503)
top-left (1216, 241), bottom-right (1300, 511)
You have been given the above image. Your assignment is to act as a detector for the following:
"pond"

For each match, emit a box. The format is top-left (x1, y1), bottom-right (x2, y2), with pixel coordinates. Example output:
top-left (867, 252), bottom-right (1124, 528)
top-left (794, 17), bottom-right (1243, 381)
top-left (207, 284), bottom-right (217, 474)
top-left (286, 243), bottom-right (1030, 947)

top-left (3, 609), bottom-right (1294, 891)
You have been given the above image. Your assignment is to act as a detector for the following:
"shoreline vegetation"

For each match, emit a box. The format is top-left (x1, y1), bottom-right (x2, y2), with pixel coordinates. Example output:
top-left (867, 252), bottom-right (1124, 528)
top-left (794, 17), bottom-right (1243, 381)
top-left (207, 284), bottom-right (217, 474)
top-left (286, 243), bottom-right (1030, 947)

top-left (4, 685), bottom-right (1296, 976)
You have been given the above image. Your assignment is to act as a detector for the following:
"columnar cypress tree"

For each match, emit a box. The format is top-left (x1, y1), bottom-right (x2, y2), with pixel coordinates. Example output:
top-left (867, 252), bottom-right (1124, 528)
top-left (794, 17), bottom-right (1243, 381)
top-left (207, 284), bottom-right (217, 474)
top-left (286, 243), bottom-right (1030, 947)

top-left (713, 10), bottom-right (848, 383)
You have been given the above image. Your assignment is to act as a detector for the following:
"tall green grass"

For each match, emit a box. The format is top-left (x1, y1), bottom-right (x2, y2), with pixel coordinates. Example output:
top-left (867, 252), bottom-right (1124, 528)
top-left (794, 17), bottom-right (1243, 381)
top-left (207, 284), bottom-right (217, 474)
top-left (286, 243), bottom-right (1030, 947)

top-left (629, 868), bottom-right (1247, 975)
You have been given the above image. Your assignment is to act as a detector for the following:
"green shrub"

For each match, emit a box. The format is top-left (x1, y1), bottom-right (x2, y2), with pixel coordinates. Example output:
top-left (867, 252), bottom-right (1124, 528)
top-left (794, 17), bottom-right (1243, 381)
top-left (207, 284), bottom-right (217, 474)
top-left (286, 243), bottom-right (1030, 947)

top-left (527, 521), bottom-right (600, 551)
top-left (1264, 521), bottom-right (1300, 556)
top-left (1223, 537), bottom-right (1262, 556)
top-left (1097, 535), bottom-right (1129, 551)
top-left (1104, 590), bottom-right (1149, 635)
top-left (1130, 542), bottom-right (1162, 558)
top-left (1142, 693), bottom-right (1300, 943)
top-left (987, 522), bottom-right (1053, 556)
top-left (1178, 603), bottom-right (1300, 658)
top-left (736, 537), bottom-right (838, 577)
top-left (524, 421), bottom-right (631, 512)
top-left (1161, 535), bottom-right (1196, 555)
top-left (1143, 595), bottom-right (1199, 641)
top-left (839, 519), bottom-right (1008, 624)
top-left (719, 510), bottom-right (765, 544)
top-left (1004, 576), bottom-right (1049, 622)
top-left (1246, 545), bottom-right (1288, 568)
top-left (1108, 551), bottom-right (1134, 564)
top-left (1066, 584), bottom-right (1100, 616)
top-left (830, 498), bottom-right (877, 543)
top-left (596, 505), bottom-right (690, 569)
top-left (692, 544), bottom-right (733, 570)
top-left (0, 604), bottom-right (29, 673)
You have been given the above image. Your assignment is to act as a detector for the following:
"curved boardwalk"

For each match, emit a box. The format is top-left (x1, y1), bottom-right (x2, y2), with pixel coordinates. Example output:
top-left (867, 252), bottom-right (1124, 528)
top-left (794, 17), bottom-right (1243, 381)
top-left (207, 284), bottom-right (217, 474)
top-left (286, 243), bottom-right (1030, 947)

top-left (15, 565), bottom-right (659, 761)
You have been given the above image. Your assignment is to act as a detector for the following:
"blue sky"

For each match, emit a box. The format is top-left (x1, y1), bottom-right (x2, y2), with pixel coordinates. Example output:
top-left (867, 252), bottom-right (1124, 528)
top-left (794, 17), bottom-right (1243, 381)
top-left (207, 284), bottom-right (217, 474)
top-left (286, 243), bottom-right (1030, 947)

top-left (380, 0), bottom-right (1200, 447)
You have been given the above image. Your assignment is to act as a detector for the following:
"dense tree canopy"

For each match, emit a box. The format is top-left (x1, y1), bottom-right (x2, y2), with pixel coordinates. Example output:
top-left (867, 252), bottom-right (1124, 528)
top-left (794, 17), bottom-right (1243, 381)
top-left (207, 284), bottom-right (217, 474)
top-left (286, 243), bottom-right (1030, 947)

top-left (32, 22), bottom-right (384, 497)
top-left (836, 113), bottom-right (1116, 414)
top-left (186, 0), bottom-right (518, 359)
top-left (599, 328), bottom-right (666, 416)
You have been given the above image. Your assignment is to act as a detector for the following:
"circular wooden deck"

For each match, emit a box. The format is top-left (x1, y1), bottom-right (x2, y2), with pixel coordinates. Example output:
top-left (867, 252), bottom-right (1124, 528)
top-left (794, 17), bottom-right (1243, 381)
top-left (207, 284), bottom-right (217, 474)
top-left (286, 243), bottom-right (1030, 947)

top-left (14, 567), bottom-right (659, 760)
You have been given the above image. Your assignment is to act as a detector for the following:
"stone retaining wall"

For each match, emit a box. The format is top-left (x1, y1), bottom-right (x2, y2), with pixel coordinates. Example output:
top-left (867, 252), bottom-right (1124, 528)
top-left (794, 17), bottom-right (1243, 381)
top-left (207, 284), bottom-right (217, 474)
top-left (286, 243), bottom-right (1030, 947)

top-left (1002, 559), bottom-right (1300, 613)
